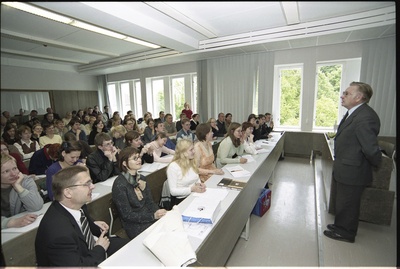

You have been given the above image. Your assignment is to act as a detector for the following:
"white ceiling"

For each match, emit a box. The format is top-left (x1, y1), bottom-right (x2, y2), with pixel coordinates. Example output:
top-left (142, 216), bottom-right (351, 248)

top-left (0, 1), bottom-right (396, 76)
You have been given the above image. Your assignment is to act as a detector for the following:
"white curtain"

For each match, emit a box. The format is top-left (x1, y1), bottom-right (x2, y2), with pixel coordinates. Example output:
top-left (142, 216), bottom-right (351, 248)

top-left (360, 36), bottom-right (396, 136)
top-left (1, 91), bottom-right (50, 115)
top-left (204, 53), bottom-right (262, 123)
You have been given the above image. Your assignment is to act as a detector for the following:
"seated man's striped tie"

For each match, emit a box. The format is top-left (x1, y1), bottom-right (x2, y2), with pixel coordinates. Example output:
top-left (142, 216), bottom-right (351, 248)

top-left (80, 209), bottom-right (95, 249)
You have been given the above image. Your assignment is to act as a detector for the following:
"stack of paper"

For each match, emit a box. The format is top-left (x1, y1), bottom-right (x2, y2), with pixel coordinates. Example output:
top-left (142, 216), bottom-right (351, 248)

top-left (225, 165), bottom-right (251, 178)
top-left (181, 197), bottom-right (221, 224)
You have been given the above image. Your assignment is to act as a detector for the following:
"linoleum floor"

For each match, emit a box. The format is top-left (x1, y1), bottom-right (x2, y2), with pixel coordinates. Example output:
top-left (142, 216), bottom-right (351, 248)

top-left (225, 156), bottom-right (397, 267)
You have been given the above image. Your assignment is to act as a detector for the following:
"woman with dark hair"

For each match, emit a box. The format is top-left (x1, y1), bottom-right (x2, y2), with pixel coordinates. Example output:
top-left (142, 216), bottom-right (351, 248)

top-left (31, 123), bottom-right (43, 144)
top-left (1, 124), bottom-right (18, 145)
top-left (28, 143), bottom-right (60, 175)
top-left (142, 118), bottom-right (155, 144)
top-left (45, 141), bottom-right (83, 200)
top-left (147, 133), bottom-right (175, 163)
top-left (216, 122), bottom-right (247, 168)
top-left (14, 125), bottom-right (40, 160)
top-left (88, 119), bottom-right (107, 145)
top-left (194, 123), bottom-right (223, 182)
top-left (242, 121), bottom-right (257, 155)
top-left (112, 147), bottom-right (167, 239)
top-left (125, 130), bottom-right (153, 164)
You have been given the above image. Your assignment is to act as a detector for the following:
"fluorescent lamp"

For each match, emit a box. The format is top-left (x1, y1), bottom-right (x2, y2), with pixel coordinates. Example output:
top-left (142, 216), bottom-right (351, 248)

top-left (123, 37), bottom-right (161, 49)
top-left (2, 2), bottom-right (160, 49)
top-left (281, 2), bottom-right (300, 25)
top-left (2, 2), bottom-right (73, 24)
top-left (70, 20), bottom-right (126, 39)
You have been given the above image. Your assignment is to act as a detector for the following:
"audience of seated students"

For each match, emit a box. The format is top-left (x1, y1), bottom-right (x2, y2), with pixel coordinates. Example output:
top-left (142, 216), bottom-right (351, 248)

top-left (45, 141), bottom-right (83, 201)
top-left (30, 122), bottom-right (43, 144)
top-left (39, 122), bottom-right (63, 148)
top-left (1, 141), bottom-right (29, 175)
top-left (81, 114), bottom-right (90, 126)
top-left (86, 133), bottom-right (119, 183)
top-left (164, 113), bottom-right (177, 137)
top-left (147, 133), bottom-right (175, 163)
top-left (142, 118), bottom-right (155, 145)
top-left (207, 118), bottom-right (219, 139)
top-left (225, 112), bottom-right (232, 131)
top-left (216, 122), bottom-right (247, 168)
top-left (62, 111), bottom-right (73, 127)
top-left (242, 121), bottom-right (257, 155)
top-left (265, 112), bottom-right (274, 134)
top-left (247, 113), bottom-right (261, 141)
top-left (64, 132), bottom-right (92, 163)
top-left (88, 119), bottom-right (107, 146)
top-left (175, 113), bottom-right (186, 132)
top-left (108, 111), bottom-right (123, 129)
top-left (153, 119), bottom-right (176, 151)
top-left (67, 118), bottom-right (88, 143)
top-left (110, 125), bottom-right (127, 151)
top-left (138, 112), bottom-right (152, 133)
top-left (112, 147), bottom-right (167, 239)
top-left (121, 117), bottom-right (134, 132)
top-left (190, 113), bottom-right (200, 131)
top-left (216, 112), bottom-right (227, 137)
top-left (35, 165), bottom-right (128, 267)
top-left (83, 115), bottom-right (96, 136)
top-left (54, 119), bottom-right (67, 139)
top-left (176, 118), bottom-right (196, 143)
top-left (45, 107), bottom-right (61, 120)
top-left (41, 112), bottom-right (55, 127)
top-left (14, 125), bottom-right (40, 160)
top-left (1, 153), bottom-right (44, 229)
top-left (194, 123), bottom-right (224, 182)
top-left (102, 105), bottom-right (110, 123)
top-left (75, 109), bottom-right (84, 122)
top-left (2, 124), bottom-right (18, 145)
top-left (181, 102), bottom-right (193, 120)
top-left (154, 111), bottom-right (165, 123)
top-left (257, 114), bottom-right (269, 139)
top-left (167, 139), bottom-right (206, 206)
top-left (29, 143), bottom-right (60, 175)
top-left (125, 131), bottom-right (153, 164)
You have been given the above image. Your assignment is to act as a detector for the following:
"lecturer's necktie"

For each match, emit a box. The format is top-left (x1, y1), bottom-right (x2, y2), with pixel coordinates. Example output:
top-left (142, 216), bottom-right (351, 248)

top-left (80, 209), bottom-right (95, 250)
top-left (338, 111), bottom-right (349, 130)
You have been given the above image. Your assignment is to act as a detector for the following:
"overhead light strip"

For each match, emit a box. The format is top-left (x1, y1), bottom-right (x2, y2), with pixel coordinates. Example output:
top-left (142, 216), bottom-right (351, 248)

top-left (1, 2), bottom-right (161, 49)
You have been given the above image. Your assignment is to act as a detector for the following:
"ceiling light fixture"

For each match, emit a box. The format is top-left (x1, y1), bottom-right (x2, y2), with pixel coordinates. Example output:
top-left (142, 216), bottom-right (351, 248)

top-left (1, 2), bottom-right (160, 49)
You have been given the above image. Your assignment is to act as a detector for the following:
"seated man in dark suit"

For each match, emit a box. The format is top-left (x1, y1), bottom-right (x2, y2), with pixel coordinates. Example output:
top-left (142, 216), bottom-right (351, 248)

top-left (35, 165), bottom-right (128, 266)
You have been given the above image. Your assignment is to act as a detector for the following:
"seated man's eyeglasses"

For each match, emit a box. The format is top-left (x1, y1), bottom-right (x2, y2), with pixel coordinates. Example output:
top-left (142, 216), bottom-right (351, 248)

top-left (67, 180), bottom-right (93, 188)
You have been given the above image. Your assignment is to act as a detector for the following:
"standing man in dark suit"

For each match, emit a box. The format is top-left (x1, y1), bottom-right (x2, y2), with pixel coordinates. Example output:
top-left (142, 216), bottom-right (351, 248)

top-left (35, 165), bottom-right (127, 266)
top-left (324, 82), bottom-right (382, 243)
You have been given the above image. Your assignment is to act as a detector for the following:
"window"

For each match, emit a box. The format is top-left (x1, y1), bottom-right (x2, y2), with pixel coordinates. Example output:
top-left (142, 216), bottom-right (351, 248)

top-left (107, 80), bottom-right (141, 118)
top-left (120, 82), bottom-right (131, 116)
top-left (314, 64), bottom-right (343, 129)
top-left (274, 65), bottom-right (303, 128)
top-left (150, 79), bottom-right (165, 116)
top-left (172, 77), bottom-right (185, 120)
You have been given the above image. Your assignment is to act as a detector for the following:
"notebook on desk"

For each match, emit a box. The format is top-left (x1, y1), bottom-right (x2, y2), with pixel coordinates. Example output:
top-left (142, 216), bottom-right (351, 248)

top-left (217, 178), bottom-right (247, 190)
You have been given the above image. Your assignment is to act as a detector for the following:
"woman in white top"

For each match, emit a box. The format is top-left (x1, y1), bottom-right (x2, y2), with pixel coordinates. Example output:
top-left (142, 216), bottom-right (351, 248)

top-left (147, 133), bottom-right (175, 163)
top-left (241, 121), bottom-right (257, 155)
top-left (167, 139), bottom-right (206, 205)
top-left (216, 122), bottom-right (247, 168)
top-left (39, 122), bottom-right (62, 148)
top-left (14, 125), bottom-right (40, 160)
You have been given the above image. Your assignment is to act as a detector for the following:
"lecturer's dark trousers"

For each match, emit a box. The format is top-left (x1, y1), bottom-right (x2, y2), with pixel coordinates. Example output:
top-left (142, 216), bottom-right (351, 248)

top-left (332, 176), bottom-right (365, 240)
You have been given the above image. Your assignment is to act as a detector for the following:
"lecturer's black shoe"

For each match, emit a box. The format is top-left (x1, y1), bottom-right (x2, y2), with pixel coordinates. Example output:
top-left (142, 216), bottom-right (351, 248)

top-left (323, 230), bottom-right (354, 243)
top-left (327, 224), bottom-right (335, 231)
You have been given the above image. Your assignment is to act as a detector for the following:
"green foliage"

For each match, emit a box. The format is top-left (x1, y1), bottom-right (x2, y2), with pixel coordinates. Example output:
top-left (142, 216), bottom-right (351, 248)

top-left (280, 69), bottom-right (301, 126)
top-left (173, 78), bottom-right (185, 120)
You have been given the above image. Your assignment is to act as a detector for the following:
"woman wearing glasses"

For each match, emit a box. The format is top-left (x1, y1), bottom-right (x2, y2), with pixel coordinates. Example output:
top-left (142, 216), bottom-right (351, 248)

top-left (112, 147), bottom-right (167, 239)
top-left (45, 141), bottom-right (83, 201)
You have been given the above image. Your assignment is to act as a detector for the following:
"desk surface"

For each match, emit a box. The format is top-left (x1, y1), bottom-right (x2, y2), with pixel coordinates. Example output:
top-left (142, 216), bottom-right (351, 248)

top-left (99, 132), bottom-right (284, 267)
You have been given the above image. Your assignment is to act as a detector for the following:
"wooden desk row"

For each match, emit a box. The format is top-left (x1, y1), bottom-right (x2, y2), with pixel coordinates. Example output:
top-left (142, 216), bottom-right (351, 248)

top-left (1, 165), bottom-right (168, 267)
top-left (2, 132), bottom-right (284, 267)
top-left (99, 132), bottom-right (285, 267)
